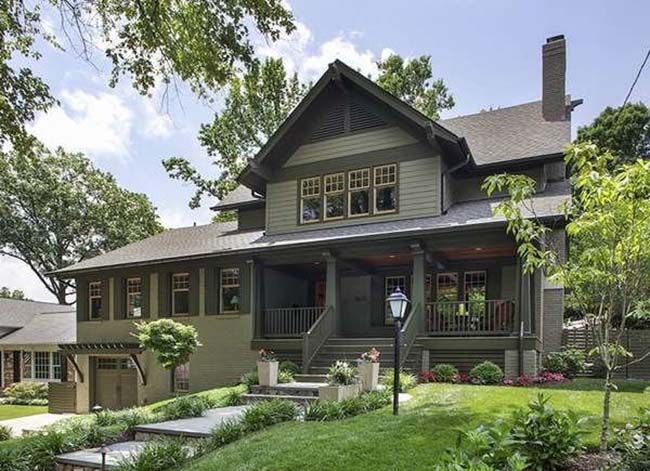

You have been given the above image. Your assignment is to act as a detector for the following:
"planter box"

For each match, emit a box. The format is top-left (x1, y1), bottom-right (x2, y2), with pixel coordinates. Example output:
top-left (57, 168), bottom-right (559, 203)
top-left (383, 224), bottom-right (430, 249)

top-left (318, 383), bottom-right (360, 402)
top-left (357, 362), bottom-right (380, 392)
top-left (257, 361), bottom-right (279, 386)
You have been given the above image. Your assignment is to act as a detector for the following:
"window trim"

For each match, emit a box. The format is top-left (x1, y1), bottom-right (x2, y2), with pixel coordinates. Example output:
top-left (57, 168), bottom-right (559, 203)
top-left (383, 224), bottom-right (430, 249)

top-left (126, 277), bottom-right (143, 318)
top-left (299, 176), bottom-right (322, 224)
top-left (20, 350), bottom-right (62, 382)
top-left (174, 362), bottom-right (190, 394)
top-left (373, 164), bottom-right (398, 215)
top-left (88, 281), bottom-right (102, 320)
top-left (436, 272), bottom-right (459, 302)
top-left (347, 167), bottom-right (371, 218)
top-left (463, 270), bottom-right (487, 301)
top-left (171, 272), bottom-right (190, 316)
top-left (219, 268), bottom-right (241, 314)
top-left (323, 172), bottom-right (345, 221)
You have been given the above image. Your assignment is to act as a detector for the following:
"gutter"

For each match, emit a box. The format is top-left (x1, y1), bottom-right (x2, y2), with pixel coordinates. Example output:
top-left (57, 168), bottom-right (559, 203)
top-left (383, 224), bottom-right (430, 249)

top-left (440, 135), bottom-right (472, 213)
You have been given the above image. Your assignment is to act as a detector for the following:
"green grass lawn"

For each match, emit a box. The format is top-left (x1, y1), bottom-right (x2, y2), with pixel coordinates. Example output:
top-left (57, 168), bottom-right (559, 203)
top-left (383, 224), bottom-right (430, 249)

top-left (184, 380), bottom-right (650, 471)
top-left (0, 404), bottom-right (47, 421)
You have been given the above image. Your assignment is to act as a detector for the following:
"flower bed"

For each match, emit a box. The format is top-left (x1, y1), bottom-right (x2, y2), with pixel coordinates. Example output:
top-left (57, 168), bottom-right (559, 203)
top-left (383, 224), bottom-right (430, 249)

top-left (418, 364), bottom-right (567, 387)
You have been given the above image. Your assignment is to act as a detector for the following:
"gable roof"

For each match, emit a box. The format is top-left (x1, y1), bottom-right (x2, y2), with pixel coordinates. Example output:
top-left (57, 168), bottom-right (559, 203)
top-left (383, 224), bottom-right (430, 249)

top-left (0, 298), bottom-right (73, 329)
top-left (212, 185), bottom-right (263, 211)
top-left (54, 182), bottom-right (570, 276)
top-left (0, 310), bottom-right (76, 345)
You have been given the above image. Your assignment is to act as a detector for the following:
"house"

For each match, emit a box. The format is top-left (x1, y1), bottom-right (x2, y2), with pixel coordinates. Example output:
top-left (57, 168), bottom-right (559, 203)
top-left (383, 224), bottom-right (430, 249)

top-left (0, 298), bottom-right (76, 388)
top-left (53, 35), bottom-right (576, 412)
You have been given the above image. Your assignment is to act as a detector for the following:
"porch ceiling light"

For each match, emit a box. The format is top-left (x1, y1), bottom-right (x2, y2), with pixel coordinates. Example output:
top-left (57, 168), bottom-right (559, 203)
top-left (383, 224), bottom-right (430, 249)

top-left (387, 287), bottom-right (409, 320)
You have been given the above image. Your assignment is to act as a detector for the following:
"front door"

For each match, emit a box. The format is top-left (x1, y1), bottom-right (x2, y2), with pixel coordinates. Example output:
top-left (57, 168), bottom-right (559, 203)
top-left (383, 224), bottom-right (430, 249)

top-left (94, 357), bottom-right (138, 410)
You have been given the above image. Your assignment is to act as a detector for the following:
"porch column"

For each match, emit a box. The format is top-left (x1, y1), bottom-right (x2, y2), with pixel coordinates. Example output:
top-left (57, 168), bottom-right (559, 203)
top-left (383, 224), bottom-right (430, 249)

top-left (324, 251), bottom-right (339, 334)
top-left (251, 260), bottom-right (265, 339)
top-left (411, 244), bottom-right (426, 333)
top-left (519, 260), bottom-right (532, 334)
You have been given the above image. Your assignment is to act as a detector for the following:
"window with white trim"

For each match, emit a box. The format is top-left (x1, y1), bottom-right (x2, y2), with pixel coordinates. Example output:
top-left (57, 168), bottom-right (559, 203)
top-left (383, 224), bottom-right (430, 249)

top-left (384, 275), bottom-right (407, 324)
top-left (374, 164), bottom-right (397, 213)
top-left (437, 273), bottom-right (459, 302)
top-left (464, 271), bottom-right (487, 302)
top-left (220, 268), bottom-right (240, 313)
top-left (323, 173), bottom-right (345, 220)
top-left (172, 273), bottom-right (190, 315)
top-left (34, 352), bottom-right (50, 380)
top-left (300, 177), bottom-right (321, 223)
top-left (22, 352), bottom-right (32, 380)
top-left (89, 281), bottom-right (102, 320)
top-left (20, 351), bottom-right (62, 381)
top-left (126, 277), bottom-right (143, 318)
top-left (53, 352), bottom-right (62, 380)
top-left (174, 362), bottom-right (190, 393)
top-left (348, 168), bottom-right (370, 217)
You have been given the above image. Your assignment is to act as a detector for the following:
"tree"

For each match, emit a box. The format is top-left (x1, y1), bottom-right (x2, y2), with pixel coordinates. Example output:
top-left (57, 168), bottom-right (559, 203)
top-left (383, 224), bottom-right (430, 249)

top-left (0, 145), bottom-right (163, 304)
top-left (132, 319), bottom-right (201, 370)
top-left (376, 54), bottom-right (454, 120)
top-left (0, 287), bottom-right (29, 300)
top-left (577, 102), bottom-right (650, 167)
top-left (482, 142), bottom-right (650, 451)
top-left (0, 0), bottom-right (295, 152)
top-left (163, 57), bottom-right (308, 211)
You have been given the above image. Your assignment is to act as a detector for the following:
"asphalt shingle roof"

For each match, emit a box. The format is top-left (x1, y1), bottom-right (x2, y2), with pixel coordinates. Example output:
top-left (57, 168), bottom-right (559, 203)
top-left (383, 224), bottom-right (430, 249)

top-left (439, 101), bottom-right (571, 166)
top-left (0, 298), bottom-right (74, 329)
top-left (56, 181), bottom-right (570, 275)
top-left (0, 310), bottom-right (76, 345)
top-left (212, 185), bottom-right (261, 210)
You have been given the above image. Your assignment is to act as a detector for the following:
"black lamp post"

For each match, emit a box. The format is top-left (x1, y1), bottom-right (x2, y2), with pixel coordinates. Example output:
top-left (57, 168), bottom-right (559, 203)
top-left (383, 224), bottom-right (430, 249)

top-left (386, 287), bottom-right (409, 416)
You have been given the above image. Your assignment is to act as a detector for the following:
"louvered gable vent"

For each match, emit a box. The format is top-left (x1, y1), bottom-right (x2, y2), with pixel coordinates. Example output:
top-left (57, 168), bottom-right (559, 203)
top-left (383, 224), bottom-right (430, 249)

top-left (308, 95), bottom-right (386, 142)
top-left (309, 102), bottom-right (345, 141)
top-left (349, 98), bottom-right (386, 132)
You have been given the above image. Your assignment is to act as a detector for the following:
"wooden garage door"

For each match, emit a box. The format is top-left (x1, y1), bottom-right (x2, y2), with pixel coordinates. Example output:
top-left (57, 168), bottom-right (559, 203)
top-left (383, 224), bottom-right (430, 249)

top-left (94, 357), bottom-right (138, 410)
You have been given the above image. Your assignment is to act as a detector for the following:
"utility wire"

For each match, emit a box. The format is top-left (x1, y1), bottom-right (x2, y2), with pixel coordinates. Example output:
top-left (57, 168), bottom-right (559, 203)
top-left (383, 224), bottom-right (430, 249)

top-left (622, 45), bottom-right (650, 108)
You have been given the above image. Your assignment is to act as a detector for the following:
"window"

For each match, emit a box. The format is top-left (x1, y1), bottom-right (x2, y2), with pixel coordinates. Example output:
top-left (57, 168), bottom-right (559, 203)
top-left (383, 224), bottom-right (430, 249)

top-left (384, 275), bottom-right (406, 324)
top-left (97, 357), bottom-right (134, 370)
top-left (464, 271), bottom-right (487, 313)
top-left (34, 352), bottom-right (50, 380)
top-left (89, 281), bottom-right (102, 320)
top-left (52, 352), bottom-right (62, 380)
top-left (174, 362), bottom-right (190, 393)
top-left (172, 273), bottom-right (190, 315)
top-left (437, 273), bottom-right (459, 302)
top-left (324, 173), bottom-right (345, 220)
top-left (22, 352), bottom-right (32, 380)
top-left (220, 268), bottom-right (241, 313)
top-left (348, 168), bottom-right (370, 217)
top-left (374, 164), bottom-right (397, 213)
top-left (300, 177), bottom-right (321, 223)
top-left (126, 277), bottom-right (143, 318)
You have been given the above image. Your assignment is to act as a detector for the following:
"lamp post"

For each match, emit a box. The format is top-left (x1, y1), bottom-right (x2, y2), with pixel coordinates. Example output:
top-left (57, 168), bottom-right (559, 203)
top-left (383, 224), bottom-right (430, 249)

top-left (386, 287), bottom-right (409, 416)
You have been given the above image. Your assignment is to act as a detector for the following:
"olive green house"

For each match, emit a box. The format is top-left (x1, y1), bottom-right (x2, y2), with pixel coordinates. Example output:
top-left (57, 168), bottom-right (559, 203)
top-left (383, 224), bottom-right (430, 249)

top-left (54, 35), bottom-right (577, 412)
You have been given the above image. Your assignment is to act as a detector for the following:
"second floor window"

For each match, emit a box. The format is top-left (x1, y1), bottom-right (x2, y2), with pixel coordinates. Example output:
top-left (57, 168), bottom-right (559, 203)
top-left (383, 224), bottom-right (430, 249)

top-left (348, 168), bottom-right (370, 217)
top-left (300, 177), bottom-right (321, 223)
top-left (89, 282), bottom-right (102, 320)
top-left (324, 173), bottom-right (344, 220)
top-left (126, 277), bottom-right (143, 318)
top-left (374, 164), bottom-right (397, 213)
top-left (437, 273), bottom-right (459, 302)
top-left (220, 268), bottom-right (241, 313)
top-left (172, 273), bottom-right (190, 315)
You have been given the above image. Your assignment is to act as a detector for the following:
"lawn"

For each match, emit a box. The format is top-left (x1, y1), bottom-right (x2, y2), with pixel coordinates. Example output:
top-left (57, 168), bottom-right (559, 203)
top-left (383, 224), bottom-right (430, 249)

top-left (0, 404), bottom-right (47, 421)
top-left (184, 380), bottom-right (650, 471)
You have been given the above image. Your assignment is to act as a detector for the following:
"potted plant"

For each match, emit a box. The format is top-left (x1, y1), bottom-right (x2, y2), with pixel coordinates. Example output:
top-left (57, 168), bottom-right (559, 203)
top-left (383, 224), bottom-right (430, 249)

top-left (319, 361), bottom-right (360, 402)
top-left (257, 349), bottom-right (279, 386)
top-left (357, 347), bottom-right (380, 392)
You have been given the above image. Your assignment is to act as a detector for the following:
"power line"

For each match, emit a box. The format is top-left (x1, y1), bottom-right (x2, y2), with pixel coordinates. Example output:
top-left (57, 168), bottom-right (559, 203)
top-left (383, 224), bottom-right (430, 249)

top-left (622, 45), bottom-right (650, 108)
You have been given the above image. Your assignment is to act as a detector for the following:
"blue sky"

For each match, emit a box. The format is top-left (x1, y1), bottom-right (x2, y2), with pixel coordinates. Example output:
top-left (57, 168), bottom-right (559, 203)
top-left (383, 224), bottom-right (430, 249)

top-left (3, 0), bottom-right (649, 302)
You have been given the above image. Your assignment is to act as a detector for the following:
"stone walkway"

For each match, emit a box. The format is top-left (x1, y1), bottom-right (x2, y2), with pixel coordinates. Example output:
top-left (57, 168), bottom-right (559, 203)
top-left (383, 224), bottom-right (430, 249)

top-left (0, 412), bottom-right (75, 437)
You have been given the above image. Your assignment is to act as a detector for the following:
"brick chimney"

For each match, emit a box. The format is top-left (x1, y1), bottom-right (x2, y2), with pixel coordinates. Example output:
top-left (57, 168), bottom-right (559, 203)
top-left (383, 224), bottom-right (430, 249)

top-left (542, 35), bottom-right (567, 121)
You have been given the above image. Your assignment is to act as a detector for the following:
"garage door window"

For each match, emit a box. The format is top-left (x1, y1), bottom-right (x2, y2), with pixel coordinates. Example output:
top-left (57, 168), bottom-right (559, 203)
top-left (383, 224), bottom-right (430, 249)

top-left (174, 362), bottom-right (190, 393)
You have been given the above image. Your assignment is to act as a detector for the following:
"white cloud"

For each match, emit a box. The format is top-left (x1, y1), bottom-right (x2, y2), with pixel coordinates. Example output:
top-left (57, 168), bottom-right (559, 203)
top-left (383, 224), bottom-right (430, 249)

top-left (158, 205), bottom-right (212, 229)
top-left (140, 100), bottom-right (173, 138)
top-left (301, 35), bottom-right (379, 80)
top-left (0, 256), bottom-right (57, 303)
top-left (31, 89), bottom-right (134, 159)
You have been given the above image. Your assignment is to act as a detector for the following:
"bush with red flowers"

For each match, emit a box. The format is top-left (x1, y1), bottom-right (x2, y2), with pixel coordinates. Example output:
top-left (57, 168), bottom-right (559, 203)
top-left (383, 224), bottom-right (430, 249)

top-left (418, 370), bottom-right (436, 383)
top-left (534, 371), bottom-right (566, 384)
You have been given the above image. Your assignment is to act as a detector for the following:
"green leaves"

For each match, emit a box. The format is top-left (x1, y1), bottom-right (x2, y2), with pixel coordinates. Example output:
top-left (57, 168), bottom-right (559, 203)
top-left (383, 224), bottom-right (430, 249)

top-left (132, 319), bottom-right (201, 370)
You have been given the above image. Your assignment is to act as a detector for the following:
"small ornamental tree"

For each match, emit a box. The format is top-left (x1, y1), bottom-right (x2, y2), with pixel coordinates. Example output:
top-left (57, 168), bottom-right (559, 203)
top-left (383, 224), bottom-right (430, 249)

top-left (482, 142), bottom-right (650, 451)
top-left (133, 319), bottom-right (201, 371)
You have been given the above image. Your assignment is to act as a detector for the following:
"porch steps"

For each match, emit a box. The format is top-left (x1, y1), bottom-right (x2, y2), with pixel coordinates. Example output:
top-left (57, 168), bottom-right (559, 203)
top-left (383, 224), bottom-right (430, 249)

top-left (242, 393), bottom-right (318, 405)
top-left (242, 381), bottom-right (325, 405)
top-left (293, 373), bottom-right (328, 383)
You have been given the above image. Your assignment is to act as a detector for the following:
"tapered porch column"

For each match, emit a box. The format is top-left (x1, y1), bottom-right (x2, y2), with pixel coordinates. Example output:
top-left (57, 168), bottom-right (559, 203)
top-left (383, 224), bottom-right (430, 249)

top-left (411, 244), bottom-right (426, 333)
top-left (324, 251), bottom-right (340, 334)
top-left (250, 260), bottom-right (265, 339)
top-left (518, 259), bottom-right (532, 334)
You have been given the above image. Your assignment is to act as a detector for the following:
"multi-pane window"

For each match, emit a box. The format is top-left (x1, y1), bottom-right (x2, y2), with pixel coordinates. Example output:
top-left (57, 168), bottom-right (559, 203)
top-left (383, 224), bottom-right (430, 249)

top-left (174, 362), bottom-right (190, 393)
top-left (22, 352), bottom-right (32, 380)
top-left (324, 173), bottom-right (345, 220)
top-left (300, 177), bottom-right (321, 223)
top-left (89, 281), bottom-right (102, 320)
top-left (52, 352), bottom-right (62, 380)
top-left (172, 273), bottom-right (190, 315)
top-left (464, 271), bottom-right (487, 302)
top-left (348, 168), bottom-right (370, 217)
top-left (374, 164), bottom-right (397, 213)
top-left (126, 277), bottom-right (143, 318)
top-left (97, 357), bottom-right (134, 370)
top-left (385, 275), bottom-right (407, 324)
top-left (220, 268), bottom-right (241, 313)
top-left (34, 352), bottom-right (50, 380)
top-left (437, 273), bottom-right (459, 302)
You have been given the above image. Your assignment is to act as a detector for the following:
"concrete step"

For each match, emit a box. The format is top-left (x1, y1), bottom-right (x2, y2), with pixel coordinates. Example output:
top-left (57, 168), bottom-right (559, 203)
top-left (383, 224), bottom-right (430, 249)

top-left (294, 374), bottom-right (328, 383)
top-left (250, 382), bottom-right (323, 398)
top-left (56, 441), bottom-right (147, 470)
top-left (242, 393), bottom-right (317, 405)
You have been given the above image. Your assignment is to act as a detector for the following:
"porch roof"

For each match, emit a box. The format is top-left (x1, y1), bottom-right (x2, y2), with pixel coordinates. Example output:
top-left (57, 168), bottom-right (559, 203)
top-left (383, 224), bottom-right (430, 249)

top-left (53, 181), bottom-right (570, 276)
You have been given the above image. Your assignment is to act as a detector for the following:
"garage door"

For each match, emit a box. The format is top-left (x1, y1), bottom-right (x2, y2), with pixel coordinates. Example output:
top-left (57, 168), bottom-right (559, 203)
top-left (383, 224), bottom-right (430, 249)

top-left (94, 357), bottom-right (138, 410)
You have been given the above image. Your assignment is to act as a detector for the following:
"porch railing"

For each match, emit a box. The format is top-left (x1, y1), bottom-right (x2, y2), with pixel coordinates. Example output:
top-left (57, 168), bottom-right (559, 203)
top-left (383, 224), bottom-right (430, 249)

top-left (427, 300), bottom-right (515, 336)
top-left (399, 302), bottom-right (421, 368)
top-left (302, 306), bottom-right (334, 374)
top-left (263, 307), bottom-right (326, 338)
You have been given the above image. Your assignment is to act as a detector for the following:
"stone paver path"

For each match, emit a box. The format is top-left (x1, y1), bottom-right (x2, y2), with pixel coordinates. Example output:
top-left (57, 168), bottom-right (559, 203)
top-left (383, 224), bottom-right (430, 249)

top-left (57, 441), bottom-right (148, 470)
top-left (0, 412), bottom-right (75, 437)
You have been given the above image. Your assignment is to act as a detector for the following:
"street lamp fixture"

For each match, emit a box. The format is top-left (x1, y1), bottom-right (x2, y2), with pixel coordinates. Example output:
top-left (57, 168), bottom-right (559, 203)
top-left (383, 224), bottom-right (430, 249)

top-left (386, 287), bottom-right (409, 415)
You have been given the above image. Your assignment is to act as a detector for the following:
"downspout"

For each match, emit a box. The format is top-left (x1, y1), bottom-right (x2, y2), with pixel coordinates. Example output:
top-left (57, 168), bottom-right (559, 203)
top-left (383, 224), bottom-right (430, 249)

top-left (437, 130), bottom-right (471, 214)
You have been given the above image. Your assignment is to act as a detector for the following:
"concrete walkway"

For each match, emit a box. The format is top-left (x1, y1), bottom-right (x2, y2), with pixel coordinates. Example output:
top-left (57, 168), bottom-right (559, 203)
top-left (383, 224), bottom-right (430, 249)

top-left (0, 412), bottom-right (75, 437)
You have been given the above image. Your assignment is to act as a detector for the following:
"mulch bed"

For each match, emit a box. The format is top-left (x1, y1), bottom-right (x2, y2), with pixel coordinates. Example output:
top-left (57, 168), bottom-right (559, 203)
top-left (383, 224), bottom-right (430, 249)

top-left (562, 452), bottom-right (620, 471)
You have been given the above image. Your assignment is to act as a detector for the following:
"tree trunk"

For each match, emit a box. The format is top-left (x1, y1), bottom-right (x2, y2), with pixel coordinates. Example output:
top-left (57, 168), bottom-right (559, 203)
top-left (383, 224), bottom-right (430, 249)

top-left (600, 369), bottom-right (613, 451)
top-left (56, 285), bottom-right (68, 305)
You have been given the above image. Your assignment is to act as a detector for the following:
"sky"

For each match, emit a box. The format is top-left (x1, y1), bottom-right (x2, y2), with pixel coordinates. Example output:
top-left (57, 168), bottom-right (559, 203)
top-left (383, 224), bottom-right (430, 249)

top-left (2, 0), bottom-right (649, 302)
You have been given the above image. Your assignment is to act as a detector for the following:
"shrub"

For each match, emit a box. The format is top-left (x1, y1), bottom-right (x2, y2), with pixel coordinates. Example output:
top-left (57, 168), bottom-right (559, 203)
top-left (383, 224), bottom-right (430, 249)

top-left (94, 407), bottom-right (155, 429)
top-left (510, 394), bottom-right (588, 470)
top-left (0, 446), bottom-right (29, 471)
top-left (242, 399), bottom-right (298, 431)
top-left (535, 371), bottom-right (567, 384)
top-left (418, 370), bottom-right (436, 383)
top-left (3, 382), bottom-right (48, 400)
top-left (382, 370), bottom-right (417, 392)
top-left (326, 361), bottom-right (358, 386)
top-left (207, 420), bottom-right (246, 449)
top-left (116, 438), bottom-right (191, 471)
top-left (223, 390), bottom-right (244, 407)
top-left (613, 407), bottom-right (650, 471)
top-left (0, 425), bottom-right (11, 441)
top-left (278, 370), bottom-right (294, 384)
top-left (543, 348), bottom-right (588, 378)
top-left (431, 364), bottom-right (459, 383)
top-left (305, 401), bottom-right (347, 421)
top-left (469, 361), bottom-right (504, 385)
top-left (133, 319), bottom-right (201, 370)
top-left (240, 370), bottom-right (258, 390)
top-left (279, 360), bottom-right (300, 375)
top-left (305, 391), bottom-right (391, 422)
top-left (154, 395), bottom-right (212, 421)
top-left (0, 397), bottom-right (48, 406)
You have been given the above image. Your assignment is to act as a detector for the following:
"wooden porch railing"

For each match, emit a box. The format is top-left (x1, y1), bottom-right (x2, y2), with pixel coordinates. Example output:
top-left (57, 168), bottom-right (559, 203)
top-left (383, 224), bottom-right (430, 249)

top-left (263, 307), bottom-right (325, 338)
top-left (399, 302), bottom-right (421, 368)
top-left (427, 300), bottom-right (515, 336)
top-left (301, 306), bottom-right (334, 374)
